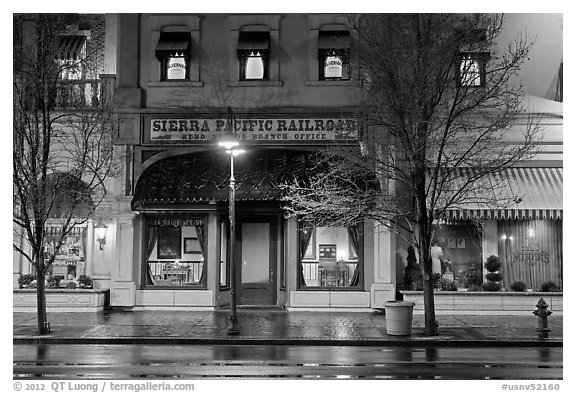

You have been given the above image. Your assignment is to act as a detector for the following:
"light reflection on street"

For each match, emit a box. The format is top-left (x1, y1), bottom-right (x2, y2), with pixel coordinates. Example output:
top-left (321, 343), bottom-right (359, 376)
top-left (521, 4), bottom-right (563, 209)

top-left (13, 344), bottom-right (562, 379)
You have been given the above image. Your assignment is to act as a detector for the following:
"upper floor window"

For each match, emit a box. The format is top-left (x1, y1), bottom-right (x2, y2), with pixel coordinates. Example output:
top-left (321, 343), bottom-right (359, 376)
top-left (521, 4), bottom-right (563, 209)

top-left (458, 52), bottom-right (489, 87)
top-left (56, 35), bottom-right (87, 80)
top-left (456, 29), bottom-right (489, 88)
top-left (318, 31), bottom-right (350, 81)
top-left (237, 31), bottom-right (270, 81)
top-left (155, 32), bottom-right (191, 81)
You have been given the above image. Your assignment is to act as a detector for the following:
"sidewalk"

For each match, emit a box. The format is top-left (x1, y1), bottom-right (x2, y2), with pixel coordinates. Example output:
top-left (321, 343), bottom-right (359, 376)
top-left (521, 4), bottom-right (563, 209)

top-left (13, 309), bottom-right (562, 347)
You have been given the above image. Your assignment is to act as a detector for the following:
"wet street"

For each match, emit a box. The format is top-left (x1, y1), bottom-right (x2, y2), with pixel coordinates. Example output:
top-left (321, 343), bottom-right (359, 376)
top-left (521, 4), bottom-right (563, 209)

top-left (14, 344), bottom-right (562, 379)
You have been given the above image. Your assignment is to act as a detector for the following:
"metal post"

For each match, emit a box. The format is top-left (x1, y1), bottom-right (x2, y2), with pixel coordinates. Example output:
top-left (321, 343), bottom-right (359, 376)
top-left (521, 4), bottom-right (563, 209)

top-left (227, 140), bottom-right (239, 336)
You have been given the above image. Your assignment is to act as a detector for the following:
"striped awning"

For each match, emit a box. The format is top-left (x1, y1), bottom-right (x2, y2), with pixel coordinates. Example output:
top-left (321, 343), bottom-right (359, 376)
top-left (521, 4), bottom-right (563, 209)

top-left (155, 32), bottom-right (191, 58)
top-left (237, 31), bottom-right (270, 51)
top-left (446, 167), bottom-right (562, 221)
top-left (318, 31), bottom-right (350, 50)
top-left (56, 35), bottom-right (86, 60)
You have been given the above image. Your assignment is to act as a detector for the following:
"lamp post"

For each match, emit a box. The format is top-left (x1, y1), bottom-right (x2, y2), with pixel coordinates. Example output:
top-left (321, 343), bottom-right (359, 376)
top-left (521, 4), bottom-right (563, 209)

top-left (219, 107), bottom-right (244, 336)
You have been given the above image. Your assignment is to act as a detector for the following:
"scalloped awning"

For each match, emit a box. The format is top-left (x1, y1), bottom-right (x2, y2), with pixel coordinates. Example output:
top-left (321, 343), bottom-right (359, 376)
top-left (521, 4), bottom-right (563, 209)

top-left (132, 149), bottom-right (311, 210)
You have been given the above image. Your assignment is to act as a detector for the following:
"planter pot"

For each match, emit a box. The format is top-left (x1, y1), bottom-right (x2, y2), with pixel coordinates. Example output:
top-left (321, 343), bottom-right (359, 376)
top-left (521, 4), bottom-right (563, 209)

top-left (384, 300), bottom-right (415, 335)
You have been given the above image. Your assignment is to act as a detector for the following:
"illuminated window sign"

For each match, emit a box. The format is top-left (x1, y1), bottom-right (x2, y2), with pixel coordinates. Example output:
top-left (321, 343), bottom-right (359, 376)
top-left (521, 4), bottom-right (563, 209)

top-left (166, 56), bottom-right (187, 80)
top-left (324, 55), bottom-right (343, 78)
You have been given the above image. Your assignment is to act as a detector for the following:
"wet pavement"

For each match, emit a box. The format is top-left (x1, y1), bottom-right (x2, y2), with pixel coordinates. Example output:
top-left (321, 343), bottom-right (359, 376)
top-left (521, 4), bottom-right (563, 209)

top-left (14, 344), bottom-right (563, 379)
top-left (13, 309), bottom-right (563, 346)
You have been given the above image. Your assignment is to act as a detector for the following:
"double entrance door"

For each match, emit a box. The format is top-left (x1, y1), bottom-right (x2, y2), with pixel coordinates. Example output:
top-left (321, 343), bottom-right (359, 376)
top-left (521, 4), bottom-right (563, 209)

top-left (233, 216), bottom-right (278, 306)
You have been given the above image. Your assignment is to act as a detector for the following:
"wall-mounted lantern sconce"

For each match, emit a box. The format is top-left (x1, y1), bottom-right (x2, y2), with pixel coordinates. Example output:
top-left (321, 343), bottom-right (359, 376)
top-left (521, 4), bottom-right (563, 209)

top-left (94, 219), bottom-right (108, 251)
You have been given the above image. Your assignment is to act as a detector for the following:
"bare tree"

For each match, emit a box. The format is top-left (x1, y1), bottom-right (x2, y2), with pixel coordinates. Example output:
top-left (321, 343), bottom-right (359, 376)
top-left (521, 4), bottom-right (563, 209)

top-left (13, 14), bottom-right (120, 335)
top-left (281, 14), bottom-right (539, 336)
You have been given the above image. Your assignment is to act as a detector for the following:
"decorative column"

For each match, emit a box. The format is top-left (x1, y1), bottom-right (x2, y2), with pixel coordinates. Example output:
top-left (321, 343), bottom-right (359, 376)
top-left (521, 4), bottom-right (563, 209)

top-left (370, 222), bottom-right (397, 307)
top-left (109, 212), bottom-right (139, 307)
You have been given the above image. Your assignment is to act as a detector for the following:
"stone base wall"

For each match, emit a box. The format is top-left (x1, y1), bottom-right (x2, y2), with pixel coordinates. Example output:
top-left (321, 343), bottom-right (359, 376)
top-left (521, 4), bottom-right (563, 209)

top-left (13, 289), bottom-right (109, 312)
top-left (401, 291), bottom-right (563, 313)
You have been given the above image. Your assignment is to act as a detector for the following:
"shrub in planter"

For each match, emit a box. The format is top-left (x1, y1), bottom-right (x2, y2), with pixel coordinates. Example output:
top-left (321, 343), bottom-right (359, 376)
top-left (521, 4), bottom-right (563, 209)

top-left (46, 276), bottom-right (62, 289)
top-left (540, 281), bottom-right (561, 292)
top-left (404, 246), bottom-right (420, 290)
top-left (78, 275), bottom-right (93, 289)
top-left (483, 281), bottom-right (501, 291)
top-left (485, 272), bottom-right (503, 282)
top-left (440, 278), bottom-right (458, 291)
top-left (511, 281), bottom-right (527, 292)
top-left (66, 281), bottom-right (77, 289)
top-left (485, 255), bottom-right (502, 272)
top-left (432, 273), bottom-right (442, 289)
top-left (18, 274), bottom-right (35, 289)
top-left (483, 255), bottom-right (502, 291)
top-left (463, 265), bottom-right (483, 290)
top-left (411, 273), bottom-right (424, 290)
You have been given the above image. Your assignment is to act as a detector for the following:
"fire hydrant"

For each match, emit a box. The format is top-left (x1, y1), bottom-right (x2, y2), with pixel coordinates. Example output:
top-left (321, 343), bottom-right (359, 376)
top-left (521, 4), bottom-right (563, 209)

top-left (533, 297), bottom-right (552, 338)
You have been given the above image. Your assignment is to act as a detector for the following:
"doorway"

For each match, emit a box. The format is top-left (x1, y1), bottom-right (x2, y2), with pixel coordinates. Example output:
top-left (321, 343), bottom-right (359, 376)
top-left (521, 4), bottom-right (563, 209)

top-left (236, 216), bottom-right (277, 305)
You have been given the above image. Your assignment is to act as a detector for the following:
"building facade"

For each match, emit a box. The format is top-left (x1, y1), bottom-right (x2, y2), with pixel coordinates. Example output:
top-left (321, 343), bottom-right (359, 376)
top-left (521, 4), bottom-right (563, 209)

top-left (14, 13), bottom-right (563, 311)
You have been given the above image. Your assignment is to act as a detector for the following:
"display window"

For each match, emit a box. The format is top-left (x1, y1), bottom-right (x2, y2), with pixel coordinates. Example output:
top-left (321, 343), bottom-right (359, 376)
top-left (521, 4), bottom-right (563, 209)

top-left (45, 225), bottom-right (87, 281)
top-left (299, 224), bottom-right (362, 289)
top-left (144, 216), bottom-right (207, 288)
top-left (498, 220), bottom-right (562, 291)
top-left (434, 223), bottom-right (482, 289)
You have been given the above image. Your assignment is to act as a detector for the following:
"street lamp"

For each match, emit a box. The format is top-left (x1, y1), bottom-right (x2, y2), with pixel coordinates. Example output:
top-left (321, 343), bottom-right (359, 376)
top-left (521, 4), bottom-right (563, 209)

top-left (219, 107), bottom-right (244, 336)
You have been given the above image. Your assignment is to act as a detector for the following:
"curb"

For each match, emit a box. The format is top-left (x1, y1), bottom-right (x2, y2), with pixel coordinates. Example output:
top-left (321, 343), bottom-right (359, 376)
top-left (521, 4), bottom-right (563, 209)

top-left (13, 336), bottom-right (563, 347)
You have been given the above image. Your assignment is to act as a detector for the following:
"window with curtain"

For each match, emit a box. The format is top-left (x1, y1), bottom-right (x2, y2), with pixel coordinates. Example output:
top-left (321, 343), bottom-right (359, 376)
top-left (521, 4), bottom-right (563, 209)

top-left (155, 32), bottom-right (191, 81)
top-left (237, 31), bottom-right (270, 81)
top-left (144, 216), bottom-right (207, 288)
top-left (299, 225), bottom-right (361, 289)
top-left (498, 220), bottom-right (562, 291)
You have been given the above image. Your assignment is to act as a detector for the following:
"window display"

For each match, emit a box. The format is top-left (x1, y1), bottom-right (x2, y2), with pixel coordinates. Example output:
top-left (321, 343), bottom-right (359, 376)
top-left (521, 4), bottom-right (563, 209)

top-left (144, 216), bottom-right (206, 288)
top-left (434, 223), bottom-right (482, 289)
top-left (498, 220), bottom-right (562, 291)
top-left (45, 226), bottom-right (86, 281)
top-left (299, 225), bottom-right (361, 289)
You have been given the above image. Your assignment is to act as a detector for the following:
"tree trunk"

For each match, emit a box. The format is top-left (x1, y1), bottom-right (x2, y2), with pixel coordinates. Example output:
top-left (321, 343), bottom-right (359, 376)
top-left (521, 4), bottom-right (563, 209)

top-left (35, 259), bottom-right (50, 335)
top-left (416, 179), bottom-right (438, 336)
top-left (419, 229), bottom-right (438, 336)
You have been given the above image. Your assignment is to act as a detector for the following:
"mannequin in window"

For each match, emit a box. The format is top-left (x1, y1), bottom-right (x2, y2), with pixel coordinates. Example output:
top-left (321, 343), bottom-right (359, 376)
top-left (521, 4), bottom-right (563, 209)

top-left (431, 241), bottom-right (444, 275)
